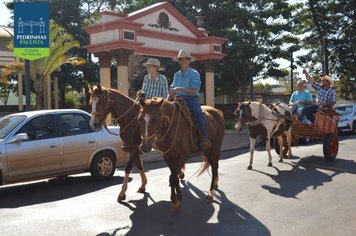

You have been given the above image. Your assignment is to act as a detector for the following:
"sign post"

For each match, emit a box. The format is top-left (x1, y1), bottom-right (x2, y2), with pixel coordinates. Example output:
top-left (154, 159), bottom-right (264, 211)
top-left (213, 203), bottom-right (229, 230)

top-left (14, 2), bottom-right (49, 111)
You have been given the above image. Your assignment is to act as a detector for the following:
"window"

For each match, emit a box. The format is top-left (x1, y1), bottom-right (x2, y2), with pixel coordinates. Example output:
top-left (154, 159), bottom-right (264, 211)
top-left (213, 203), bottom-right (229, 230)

top-left (59, 113), bottom-right (92, 136)
top-left (17, 115), bottom-right (55, 141)
top-left (123, 30), bottom-right (135, 40)
top-left (213, 45), bottom-right (221, 52)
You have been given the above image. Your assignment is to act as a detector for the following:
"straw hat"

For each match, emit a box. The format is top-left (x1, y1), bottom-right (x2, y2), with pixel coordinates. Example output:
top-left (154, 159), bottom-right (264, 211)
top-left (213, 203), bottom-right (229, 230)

top-left (173, 49), bottom-right (196, 62)
top-left (319, 75), bottom-right (334, 87)
top-left (144, 58), bottom-right (160, 68)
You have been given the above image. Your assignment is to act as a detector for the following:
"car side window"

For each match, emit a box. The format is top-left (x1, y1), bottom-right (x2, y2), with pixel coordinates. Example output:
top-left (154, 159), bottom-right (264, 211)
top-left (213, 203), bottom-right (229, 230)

top-left (59, 113), bottom-right (92, 137)
top-left (16, 115), bottom-right (56, 141)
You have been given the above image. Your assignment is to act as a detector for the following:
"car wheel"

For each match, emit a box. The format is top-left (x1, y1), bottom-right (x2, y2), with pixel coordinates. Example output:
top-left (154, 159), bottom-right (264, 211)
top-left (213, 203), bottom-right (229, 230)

top-left (90, 152), bottom-right (116, 180)
top-left (352, 121), bottom-right (356, 134)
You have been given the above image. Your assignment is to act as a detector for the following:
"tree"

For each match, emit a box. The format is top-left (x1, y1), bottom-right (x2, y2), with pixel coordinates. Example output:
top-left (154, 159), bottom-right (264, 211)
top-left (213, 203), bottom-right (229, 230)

top-left (29, 21), bottom-right (85, 109)
top-left (295, 0), bottom-right (356, 100)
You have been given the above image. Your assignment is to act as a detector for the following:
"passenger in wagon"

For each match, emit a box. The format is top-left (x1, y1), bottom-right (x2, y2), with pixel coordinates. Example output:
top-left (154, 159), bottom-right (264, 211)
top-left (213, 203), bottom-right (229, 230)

top-left (289, 80), bottom-right (312, 122)
top-left (302, 69), bottom-right (336, 124)
top-left (168, 49), bottom-right (211, 152)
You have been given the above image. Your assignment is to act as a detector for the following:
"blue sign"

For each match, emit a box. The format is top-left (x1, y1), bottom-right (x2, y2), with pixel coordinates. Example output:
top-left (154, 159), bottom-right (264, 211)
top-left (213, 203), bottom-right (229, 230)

top-left (14, 2), bottom-right (49, 60)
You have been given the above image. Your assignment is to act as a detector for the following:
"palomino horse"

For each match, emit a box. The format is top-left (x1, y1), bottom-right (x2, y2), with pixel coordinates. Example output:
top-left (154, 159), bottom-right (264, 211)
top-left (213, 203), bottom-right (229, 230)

top-left (234, 101), bottom-right (292, 170)
top-left (139, 97), bottom-right (225, 209)
top-left (89, 84), bottom-right (147, 202)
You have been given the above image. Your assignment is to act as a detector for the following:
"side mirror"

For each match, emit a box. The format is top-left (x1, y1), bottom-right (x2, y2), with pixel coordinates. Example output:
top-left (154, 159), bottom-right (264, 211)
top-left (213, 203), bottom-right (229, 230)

top-left (6, 133), bottom-right (29, 144)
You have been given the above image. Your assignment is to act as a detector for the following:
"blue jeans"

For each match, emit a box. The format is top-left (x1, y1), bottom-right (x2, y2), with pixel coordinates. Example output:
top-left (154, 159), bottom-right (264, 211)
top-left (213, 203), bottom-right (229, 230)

top-left (304, 105), bottom-right (318, 123)
top-left (179, 95), bottom-right (208, 139)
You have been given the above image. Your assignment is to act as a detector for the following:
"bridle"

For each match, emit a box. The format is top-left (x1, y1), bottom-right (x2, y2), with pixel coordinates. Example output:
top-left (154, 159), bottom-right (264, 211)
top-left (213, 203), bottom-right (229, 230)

top-left (142, 101), bottom-right (182, 155)
top-left (91, 88), bottom-right (140, 135)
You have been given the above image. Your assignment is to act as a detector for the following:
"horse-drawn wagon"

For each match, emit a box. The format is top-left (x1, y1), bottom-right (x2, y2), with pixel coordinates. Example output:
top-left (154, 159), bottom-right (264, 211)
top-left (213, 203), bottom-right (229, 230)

top-left (289, 108), bottom-right (340, 161)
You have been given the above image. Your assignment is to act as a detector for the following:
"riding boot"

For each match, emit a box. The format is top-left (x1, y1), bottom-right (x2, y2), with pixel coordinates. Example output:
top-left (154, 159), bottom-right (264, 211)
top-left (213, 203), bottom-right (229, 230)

top-left (197, 130), bottom-right (211, 152)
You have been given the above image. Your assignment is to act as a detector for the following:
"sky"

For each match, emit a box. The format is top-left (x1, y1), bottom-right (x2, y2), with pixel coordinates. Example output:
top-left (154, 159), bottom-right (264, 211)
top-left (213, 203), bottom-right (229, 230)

top-left (0, 1), bottom-right (11, 26)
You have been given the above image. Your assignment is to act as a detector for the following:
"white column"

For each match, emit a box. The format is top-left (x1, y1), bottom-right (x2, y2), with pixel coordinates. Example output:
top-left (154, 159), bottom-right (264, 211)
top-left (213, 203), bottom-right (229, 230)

top-left (202, 60), bottom-right (217, 107)
top-left (117, 65), bottom-right (129, 96)
top-left (113, 49), bottom-right (132, 96)
top-left (96, 52), bottom-right (112, 124)
top-left (205, 71), bottom-right (215, 107)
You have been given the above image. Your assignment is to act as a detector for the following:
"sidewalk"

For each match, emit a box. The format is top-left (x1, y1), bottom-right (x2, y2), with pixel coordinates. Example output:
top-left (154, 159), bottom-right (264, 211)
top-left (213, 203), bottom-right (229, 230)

top-left (141, 129), bottom-right (253, 163)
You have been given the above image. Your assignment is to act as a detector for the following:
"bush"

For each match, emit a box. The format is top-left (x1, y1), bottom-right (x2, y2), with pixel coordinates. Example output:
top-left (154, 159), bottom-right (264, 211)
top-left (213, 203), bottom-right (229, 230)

top-left (225, 119), bottom-right (236, 130)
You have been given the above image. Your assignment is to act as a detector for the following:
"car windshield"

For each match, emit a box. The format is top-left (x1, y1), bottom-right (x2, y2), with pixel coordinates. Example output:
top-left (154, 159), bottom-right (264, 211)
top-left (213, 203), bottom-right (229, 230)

top-left (335, 106), bottom-right (353, 115)
top-left (0, 115), bottom-right (27, 139)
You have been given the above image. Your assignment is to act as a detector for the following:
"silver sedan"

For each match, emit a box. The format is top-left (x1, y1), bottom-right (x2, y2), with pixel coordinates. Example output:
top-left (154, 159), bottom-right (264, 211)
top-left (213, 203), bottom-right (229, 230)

top-left (0, 109), bottom-right (127, 186)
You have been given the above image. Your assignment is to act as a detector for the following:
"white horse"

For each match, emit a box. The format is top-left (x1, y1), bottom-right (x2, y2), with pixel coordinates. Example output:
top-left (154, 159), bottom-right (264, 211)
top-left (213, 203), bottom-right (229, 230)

top-left (234, 101), bottom-right (293, 170)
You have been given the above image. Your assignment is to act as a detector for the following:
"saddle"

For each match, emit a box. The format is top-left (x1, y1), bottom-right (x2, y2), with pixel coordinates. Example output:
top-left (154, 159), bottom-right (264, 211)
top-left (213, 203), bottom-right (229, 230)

top-left (174, 97), bottom-right (205, 154)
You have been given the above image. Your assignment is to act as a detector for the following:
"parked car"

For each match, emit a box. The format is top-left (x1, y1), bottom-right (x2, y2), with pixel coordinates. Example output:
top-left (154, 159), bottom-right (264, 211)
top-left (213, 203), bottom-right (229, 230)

top-left (0, 109), bottom-right (127, 186)
top-left (334, 104), bottom-right (356, 133)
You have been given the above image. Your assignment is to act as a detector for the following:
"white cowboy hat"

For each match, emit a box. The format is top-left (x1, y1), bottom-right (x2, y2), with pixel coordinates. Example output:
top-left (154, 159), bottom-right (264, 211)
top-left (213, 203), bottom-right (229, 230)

top-left (143, 58), bottom-right (160, 67)
top-left (319, 75), bottom-right (334, 87)
top-left (143, 58), bottom-right (164, 71)
top-left (173, 49), bottom-right (196, 62)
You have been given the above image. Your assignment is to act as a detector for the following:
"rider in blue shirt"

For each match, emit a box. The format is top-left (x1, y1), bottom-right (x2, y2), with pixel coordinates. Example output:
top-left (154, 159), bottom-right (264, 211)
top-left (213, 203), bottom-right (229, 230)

top-left (289, 80), bottom-right (312, 120)
top-left (168, 49), bottom-right (210, 152)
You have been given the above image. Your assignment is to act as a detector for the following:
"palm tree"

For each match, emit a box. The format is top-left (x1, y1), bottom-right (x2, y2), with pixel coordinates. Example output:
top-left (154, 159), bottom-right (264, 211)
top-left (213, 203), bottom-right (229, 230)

top-left (1, 21), bottom-right (85, 110)
top-left (31, 20), bottom-right (85, 109)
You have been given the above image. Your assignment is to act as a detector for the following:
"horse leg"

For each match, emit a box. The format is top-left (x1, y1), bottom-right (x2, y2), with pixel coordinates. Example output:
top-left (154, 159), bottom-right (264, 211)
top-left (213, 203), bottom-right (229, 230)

top-left (169, 168), bottom-right (181, 210)
top-left (276, 135), bottom-right (284, 162)
top-left (286, 129), bottom-right (293, 158)
top-left (248, 137), bottom-right (256, 170)
top-left (179, 164), bottom-right (185, 180)
top-left (266, 136), bottom-right (273, 167)
top-left (117, 150), bottom-right (136, 202)
top-left (206, 149), bottom-right (219, 202)
top-left (134, 149), bottom-right (147, 193)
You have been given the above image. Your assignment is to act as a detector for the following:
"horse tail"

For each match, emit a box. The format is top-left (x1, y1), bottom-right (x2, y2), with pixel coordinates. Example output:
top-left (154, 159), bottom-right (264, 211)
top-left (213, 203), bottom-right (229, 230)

top-left (196, 156), bottom-right (210, 176)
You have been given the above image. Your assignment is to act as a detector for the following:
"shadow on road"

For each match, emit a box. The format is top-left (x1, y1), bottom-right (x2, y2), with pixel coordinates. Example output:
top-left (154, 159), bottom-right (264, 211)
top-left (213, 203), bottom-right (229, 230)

top-left (254, 155), bottom-right (356, 198)
top-left (0, 175), bottom-right (126, 208)
top-left (97, 181), bottom-right (270, 236)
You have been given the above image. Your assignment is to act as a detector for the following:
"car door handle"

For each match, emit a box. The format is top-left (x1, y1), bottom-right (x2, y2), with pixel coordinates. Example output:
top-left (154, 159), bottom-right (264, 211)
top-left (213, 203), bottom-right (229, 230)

top-left (49, 144), bottom-right (57, 148)
top-left (88, 140), bottom-right (95, 144)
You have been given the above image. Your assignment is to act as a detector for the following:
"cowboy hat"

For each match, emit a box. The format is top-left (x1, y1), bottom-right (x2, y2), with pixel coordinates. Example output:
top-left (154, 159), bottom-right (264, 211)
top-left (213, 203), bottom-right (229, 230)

top-left (143, 58), bottom-right (164, 71)
top-left (143, 58), bottom-right (160, 67)
top-left (173, 49), bottom-right (196, 62)
top-left (319, 75), bottom-right (334, 87)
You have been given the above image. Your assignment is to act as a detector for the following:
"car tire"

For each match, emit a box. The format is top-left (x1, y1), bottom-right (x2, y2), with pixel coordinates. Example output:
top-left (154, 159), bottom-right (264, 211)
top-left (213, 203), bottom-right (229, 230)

top-left (352, 121), bottom-right (356, 134)
top-left (90, 151), bottom-right (116, 180)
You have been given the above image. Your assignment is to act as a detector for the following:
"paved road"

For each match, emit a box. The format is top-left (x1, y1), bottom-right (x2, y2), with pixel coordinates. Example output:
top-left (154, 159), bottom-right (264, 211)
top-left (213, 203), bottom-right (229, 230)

top-left (0, 134), bottom-right (355, 236)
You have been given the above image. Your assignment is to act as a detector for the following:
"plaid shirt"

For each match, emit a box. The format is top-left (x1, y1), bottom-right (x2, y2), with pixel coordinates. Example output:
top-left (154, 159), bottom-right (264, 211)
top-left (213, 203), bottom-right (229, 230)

top-left (142, 73), bottom-right (169, 98)
top-left (312, 81), bottom-right (336, 104)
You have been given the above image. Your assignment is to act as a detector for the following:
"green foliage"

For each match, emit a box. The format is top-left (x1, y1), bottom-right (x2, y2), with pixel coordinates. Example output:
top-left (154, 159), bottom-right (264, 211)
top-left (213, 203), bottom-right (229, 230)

top-left (224, 119), bottom-right (236, 130)
top-left (65, 92), bottom-right (84, 108)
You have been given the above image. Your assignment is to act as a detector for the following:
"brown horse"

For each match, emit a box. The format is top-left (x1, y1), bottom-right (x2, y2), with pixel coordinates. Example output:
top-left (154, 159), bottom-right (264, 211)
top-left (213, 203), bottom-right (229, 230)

top-left (89, 84), bottom-right (148, 202)
top-left (138, 97), bottom-right (225, 209)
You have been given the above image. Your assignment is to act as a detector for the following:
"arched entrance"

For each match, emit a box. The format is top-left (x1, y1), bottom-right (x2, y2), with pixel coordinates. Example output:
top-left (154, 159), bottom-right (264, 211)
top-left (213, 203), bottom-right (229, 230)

top-left (84, 2), bottom-right (226, 107)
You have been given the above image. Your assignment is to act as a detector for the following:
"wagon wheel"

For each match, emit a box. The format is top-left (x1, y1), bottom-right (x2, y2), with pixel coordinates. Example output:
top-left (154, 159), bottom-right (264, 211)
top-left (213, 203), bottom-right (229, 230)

top-left (323, 133), bottom-right (339, 161)
top-left (273, 137), bottom-right (288, 156)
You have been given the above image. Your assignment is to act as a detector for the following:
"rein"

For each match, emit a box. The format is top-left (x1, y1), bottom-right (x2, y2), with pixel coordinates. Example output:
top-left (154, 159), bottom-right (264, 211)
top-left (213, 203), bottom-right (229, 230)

top-left (155, 101), bottom-right (182, 155)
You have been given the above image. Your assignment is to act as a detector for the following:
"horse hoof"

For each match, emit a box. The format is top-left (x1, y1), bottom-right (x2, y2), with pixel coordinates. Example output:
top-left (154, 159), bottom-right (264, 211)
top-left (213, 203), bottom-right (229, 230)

top-left (179, 172), bottom-right (185, 180)
top-left (268, 163), bottom-right (273, 167)
top-left (137, 187), bottom-right (146, 193)
top-left (170, 201), bottom-right (181, 212)
top-left (247, 166), bottom-right (252, 170)
top-left (117, 194), bottom-right (126, 203)
top-left (206, 195), bottom-right (213, 203)
top-left (279, 159), bottom-right (283, 163)
top-left (214, 185), bottom-right (219, 190)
